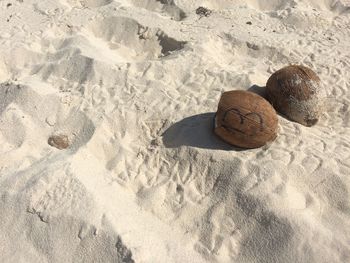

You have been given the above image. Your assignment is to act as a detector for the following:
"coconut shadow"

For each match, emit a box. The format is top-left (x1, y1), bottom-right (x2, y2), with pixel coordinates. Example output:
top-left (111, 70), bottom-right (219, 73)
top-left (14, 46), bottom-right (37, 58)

top-left (248, 84), bottom-right (267, 98)
top-left (162, 113), bottom-right (247, 151)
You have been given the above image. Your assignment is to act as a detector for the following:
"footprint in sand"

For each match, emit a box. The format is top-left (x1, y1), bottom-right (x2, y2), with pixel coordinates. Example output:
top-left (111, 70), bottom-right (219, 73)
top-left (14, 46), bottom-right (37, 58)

top-left (88, 16), bottom-right (187, 59)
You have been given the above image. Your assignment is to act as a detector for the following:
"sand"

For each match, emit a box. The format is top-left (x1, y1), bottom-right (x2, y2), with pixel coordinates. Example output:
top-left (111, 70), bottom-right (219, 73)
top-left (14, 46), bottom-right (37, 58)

top-left (0, 0), bottom-right (350, 262)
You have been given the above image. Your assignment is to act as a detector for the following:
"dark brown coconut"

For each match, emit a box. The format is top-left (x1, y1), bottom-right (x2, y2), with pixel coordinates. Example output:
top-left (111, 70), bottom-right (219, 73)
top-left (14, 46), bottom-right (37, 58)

top-left (266, 65), bottom-right (323, 126)
top-left (214, 90), bottom-right (278, 149)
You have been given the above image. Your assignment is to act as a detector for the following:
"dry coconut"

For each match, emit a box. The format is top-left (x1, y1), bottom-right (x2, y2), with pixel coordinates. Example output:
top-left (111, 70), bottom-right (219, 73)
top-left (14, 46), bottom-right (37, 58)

top-left (266, 65), bottom-right (325, 126)
top-left (214, 90), bottom-right (278, 149)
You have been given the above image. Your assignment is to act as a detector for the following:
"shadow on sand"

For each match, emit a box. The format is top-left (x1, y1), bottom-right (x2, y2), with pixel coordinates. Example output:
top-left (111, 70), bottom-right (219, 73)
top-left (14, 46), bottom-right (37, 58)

top-left (162, 112), bottom-right (245, 151)
top-left (248, 84), bottom-right (267, 98)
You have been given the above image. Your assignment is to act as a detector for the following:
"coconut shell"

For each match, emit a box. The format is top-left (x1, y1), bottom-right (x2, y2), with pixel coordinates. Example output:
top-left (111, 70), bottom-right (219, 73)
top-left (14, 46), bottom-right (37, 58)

top-left (266, 65), bottom-right (323, 126)
top-left (214, 90), bottom-right (278, 149)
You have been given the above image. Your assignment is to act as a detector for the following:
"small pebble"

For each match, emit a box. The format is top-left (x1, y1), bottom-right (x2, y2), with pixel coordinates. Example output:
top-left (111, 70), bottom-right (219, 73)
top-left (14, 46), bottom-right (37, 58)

top-left (48, 135), bottom-right (70, 150)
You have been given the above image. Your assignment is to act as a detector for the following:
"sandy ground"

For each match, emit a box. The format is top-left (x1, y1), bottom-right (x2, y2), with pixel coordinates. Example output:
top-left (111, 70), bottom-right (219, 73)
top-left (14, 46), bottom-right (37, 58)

top-left (1, 0), bottom-right (350, 262)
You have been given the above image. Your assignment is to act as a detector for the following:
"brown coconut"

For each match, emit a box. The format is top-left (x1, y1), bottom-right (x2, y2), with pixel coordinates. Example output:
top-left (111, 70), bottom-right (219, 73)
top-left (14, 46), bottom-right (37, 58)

top-left (214, 90), bottom-right (278, 149)
top-left (266, 65), bottom-right (323, 126)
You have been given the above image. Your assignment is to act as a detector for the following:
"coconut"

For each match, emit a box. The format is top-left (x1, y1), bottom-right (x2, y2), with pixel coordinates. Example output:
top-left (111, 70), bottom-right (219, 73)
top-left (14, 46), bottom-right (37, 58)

top-left (266, 65), bottom-right (324, 126)
top-left (214, 90), bottom-right (278, 149)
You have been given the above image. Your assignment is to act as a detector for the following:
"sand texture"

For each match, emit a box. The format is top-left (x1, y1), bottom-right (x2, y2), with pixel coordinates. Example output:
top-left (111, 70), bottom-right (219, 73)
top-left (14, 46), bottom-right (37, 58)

top-left (1, 0), bottom-right (350, 262)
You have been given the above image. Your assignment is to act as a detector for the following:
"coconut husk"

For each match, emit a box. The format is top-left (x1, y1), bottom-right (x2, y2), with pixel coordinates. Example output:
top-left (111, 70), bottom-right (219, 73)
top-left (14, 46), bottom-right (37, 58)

top-left (266, 65), bottom-right (323, 126)
top-left (214, 90), bottom-right (278, 149)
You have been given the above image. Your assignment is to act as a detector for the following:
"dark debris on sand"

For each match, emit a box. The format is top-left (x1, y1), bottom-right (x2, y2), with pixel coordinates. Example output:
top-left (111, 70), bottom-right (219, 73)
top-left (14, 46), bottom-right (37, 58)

top-left (196, 7), bottom-right (212, 18)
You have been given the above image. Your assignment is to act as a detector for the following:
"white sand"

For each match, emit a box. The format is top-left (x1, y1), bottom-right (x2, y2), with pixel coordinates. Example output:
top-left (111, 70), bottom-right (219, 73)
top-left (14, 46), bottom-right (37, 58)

top-left (1, 0), bottom-right (350, 262)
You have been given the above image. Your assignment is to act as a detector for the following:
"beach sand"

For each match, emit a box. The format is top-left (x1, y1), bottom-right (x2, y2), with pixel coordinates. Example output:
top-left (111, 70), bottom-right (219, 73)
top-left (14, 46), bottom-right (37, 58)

top-left (1, 0), bottom-right (350, 262)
